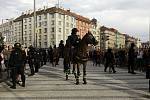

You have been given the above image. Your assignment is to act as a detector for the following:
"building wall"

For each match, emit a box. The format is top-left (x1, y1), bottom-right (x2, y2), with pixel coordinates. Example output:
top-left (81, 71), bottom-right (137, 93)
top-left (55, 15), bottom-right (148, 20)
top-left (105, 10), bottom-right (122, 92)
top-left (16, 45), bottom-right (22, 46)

top-left (20, 11), bottom-right (76, 48)
top-left (0, 19), bottom-right (15, 45)
top-left (90, 23), bottom-right (101, 48)
top-left (77, 20), bottom-right (90, 39)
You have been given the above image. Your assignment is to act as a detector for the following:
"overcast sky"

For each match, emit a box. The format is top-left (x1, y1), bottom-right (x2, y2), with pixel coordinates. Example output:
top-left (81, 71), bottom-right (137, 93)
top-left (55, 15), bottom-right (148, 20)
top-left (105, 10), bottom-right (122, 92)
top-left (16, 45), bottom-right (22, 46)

top-left (0, 0), bottom-right (150, 42)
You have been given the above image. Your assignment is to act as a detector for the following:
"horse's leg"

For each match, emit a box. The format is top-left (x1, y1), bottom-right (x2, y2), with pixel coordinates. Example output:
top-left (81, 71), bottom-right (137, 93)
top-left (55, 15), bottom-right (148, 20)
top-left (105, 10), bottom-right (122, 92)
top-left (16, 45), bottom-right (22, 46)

top-left (83, 62), bottom-right (87, 84)
top-left (75, 63), bottom-right (80, 85)
top-left (72, 64), bottom-right (75, 74)
top-left (77, 63), bottom-right (81, 76)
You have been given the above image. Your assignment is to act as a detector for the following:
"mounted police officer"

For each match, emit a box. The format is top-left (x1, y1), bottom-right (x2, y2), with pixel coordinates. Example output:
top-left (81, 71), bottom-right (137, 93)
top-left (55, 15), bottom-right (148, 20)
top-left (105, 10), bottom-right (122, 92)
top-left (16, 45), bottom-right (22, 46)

top-left (67, 28), bottom-right (80, 49)
top-left (67, 28), bottom-right (81, 75)
top-left (9, 43), bottom-right (26, 89)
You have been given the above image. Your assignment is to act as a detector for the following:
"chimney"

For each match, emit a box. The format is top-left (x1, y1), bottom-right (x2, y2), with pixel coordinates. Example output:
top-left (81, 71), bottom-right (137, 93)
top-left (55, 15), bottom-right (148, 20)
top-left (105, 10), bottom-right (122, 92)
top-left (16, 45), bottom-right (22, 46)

top-left (22, 12), bottom-right (25, 15)
top-left (38, 8), bottom-right (42, 11)
top-left (67, 9), bottom-right (70, 12)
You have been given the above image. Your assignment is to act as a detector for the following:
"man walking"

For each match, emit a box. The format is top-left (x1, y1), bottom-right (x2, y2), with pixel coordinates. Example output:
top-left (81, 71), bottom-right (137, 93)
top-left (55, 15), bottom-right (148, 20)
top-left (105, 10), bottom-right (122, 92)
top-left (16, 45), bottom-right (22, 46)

top-left (9, 43), bottom-right (26, 89)
top-left (128, 43), bottom-right (136, 74)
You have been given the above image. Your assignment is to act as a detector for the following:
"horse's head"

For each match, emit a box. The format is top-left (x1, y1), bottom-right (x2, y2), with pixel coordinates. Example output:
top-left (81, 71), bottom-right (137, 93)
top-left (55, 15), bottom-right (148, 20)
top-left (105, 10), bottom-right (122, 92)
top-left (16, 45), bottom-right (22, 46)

top-left (84, 31), bottom-right (98, 46)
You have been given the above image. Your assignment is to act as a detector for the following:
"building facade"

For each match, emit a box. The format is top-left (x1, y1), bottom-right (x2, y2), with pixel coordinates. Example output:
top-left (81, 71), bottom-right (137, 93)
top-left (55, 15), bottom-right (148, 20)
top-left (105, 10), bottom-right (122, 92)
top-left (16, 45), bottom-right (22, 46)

top-left (90, 18), bottom-right (101, 48)
top-left (0, 19), bottom-right (14, 45)
top-left (100, 26), bottom-right (125, 50)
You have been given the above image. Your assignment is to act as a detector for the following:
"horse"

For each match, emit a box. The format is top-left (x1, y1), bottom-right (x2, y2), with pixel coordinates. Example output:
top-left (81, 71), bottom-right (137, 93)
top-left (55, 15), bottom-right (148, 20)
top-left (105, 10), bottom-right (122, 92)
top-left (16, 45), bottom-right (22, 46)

top-left (64, 31), bottom-right (98, 84)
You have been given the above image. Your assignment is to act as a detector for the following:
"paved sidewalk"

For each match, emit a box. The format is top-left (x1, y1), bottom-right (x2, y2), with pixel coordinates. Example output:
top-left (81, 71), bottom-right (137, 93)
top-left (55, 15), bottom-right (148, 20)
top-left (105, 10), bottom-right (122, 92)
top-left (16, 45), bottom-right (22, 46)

top-left (0, 60), bottom-right (150, 100)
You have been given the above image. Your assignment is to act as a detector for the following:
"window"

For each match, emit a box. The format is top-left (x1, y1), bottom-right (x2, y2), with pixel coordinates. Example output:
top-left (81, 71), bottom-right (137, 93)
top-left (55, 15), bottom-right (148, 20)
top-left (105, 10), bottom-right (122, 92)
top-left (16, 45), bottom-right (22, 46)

top-left (52, 14), bottom-right (55, 18)
top-left (59, 28), bottom-right (61, 32)
top-left (29, 18), bottom-right (31, 22)
top-left (66, 29), bottom-right (69, 34)
top-left (71, 24), bottom-right (73, 28)
top-left (39, 35), bottom-right (41, 40)
top-left (58, 21), bottom-right (62, 26)
top-left (52, 27), bottom-right (55, 32)
top-left (29, 30), bottom-right (32, 35)
top-left (58, 34), bottom-right (61, 39)
top-left (24, 25), bottom-right (27, 29)
top-left (44, 42), bottom-right (47, 47)
top-left (66, 15), bottom-right (69, 20)
top-left (66, 22), bottom-right (69, 27)
top-left (24, 19), bottom-right (27, 23)
top-left (52, 34), bottom-right (55, 39)
top-left (24, 37), bottom-right (27, 41)
top-left (39, 16), bottom-right (41, 20)
top-left (39, 29), bottom-right (42, 34)
top-left (44, 14), bottom-right (47, 19)
top-left (59, 14), bottom-right (61, 19)
top-left (39, 41), bottom-right (41, 45)
top-left (51, 20), bottom-right (55, 25)
top-left (71, 17), bottom-right (74, 22)
top-left (44, 35), bottom-right (47, 40)
top-left (29, 24), bottom-right (31, 29)
top-left (39, 22), bottom-right (41, 27)
top-left (44, 28), bottom-right (47, 33)
top-left (29, 36), bottom-right (32, 41)
top-left (24, 31), bottom-right (27, 35)
top-left (44, 21), bottom-right (47, 26)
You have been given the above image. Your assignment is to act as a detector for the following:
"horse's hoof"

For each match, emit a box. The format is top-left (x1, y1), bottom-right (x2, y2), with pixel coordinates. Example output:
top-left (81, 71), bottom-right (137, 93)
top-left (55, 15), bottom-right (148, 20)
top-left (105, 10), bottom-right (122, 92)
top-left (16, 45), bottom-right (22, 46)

top-left (76, 82), bottom-right (79, 85)
top-left (66, 75), bottom-right (68, 80)
top-left (77, 73), bottom-right (81, 76)
top-left (83, 82), bottom-right (87, 85)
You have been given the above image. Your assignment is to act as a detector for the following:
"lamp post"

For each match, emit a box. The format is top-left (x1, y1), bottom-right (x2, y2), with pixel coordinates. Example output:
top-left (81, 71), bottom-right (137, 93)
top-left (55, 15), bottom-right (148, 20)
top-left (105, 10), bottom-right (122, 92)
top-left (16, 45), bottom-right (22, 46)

top-left (34, 0), bottom-right (36, 47)
top-left (149, 17), bottom-right (150, 47)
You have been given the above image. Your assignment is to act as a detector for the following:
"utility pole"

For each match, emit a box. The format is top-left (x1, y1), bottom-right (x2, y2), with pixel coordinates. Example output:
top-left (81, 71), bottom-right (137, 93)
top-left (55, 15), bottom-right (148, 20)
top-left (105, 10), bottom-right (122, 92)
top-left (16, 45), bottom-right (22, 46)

top-left (58, 0), bottom-right (60, 8)
top-left (149, 17), bottom-right (150, 47)
top-left (34, 0), bottom-right (36, 47)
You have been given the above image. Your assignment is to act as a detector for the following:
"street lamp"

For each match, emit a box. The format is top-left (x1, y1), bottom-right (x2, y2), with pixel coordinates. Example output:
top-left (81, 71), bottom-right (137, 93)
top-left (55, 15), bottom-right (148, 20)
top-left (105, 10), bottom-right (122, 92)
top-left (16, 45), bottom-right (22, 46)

top-left (149, 17), bottom-right (150, 47)
top-left (34, 0), bottom-right (36, 47)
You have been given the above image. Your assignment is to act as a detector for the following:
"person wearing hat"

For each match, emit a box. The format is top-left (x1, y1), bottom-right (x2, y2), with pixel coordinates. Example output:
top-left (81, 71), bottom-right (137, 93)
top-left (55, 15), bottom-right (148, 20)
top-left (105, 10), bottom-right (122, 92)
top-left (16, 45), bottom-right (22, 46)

top-left (67, 28), bottom-right (81, 75)
top-left (8, 43), bottom-right (26, 89)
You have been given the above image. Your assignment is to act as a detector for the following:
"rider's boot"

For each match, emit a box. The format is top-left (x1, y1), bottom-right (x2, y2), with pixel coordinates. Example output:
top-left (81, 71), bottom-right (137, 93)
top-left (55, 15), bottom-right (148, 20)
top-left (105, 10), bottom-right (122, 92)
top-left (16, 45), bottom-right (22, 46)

top-left (66, 72), bottom-right (69, 80)
top-left (76, 78), bottom-right (79, 85)
top-left (83, 78), bottom-right (87, 84)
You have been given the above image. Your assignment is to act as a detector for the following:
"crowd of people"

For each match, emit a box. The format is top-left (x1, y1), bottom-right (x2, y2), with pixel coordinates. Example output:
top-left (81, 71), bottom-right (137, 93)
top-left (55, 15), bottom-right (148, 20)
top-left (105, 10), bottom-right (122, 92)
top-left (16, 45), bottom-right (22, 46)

top-left (0, 28), bottom-right (150, 89)
top-left (0, 40), bottom-right (64, 89)
top-left (90, 43), bottom-right (150, 76)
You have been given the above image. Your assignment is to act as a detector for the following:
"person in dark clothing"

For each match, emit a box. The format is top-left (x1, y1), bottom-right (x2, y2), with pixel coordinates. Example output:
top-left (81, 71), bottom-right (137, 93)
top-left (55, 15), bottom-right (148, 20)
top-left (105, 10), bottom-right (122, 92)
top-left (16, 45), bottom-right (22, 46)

top-left (27, 46), bottom-right (35, 76)
top-left (8, 43), bottom-right (26, 89)
top-left (42, 49), bottom-right (47, 65)
top-left (48, 46), bottom-right (53, 65)
top-left (34, 48), bottom-right (42, 73)
top-left (59, 40), bottom-right (65, 58)
top-left (143, 48), bottom-right (150, 79)
top-left (104, 48), bottom-right (116, 73)
top-left (128, 43), bottom-right (136, 74)
top-left (67, 28), bottom-right (81, 74)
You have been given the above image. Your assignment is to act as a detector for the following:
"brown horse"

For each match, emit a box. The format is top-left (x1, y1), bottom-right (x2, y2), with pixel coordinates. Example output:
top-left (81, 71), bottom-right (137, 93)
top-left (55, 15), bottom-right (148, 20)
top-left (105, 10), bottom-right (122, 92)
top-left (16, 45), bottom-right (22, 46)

top-left (64, 31), bottom-right (98, 84)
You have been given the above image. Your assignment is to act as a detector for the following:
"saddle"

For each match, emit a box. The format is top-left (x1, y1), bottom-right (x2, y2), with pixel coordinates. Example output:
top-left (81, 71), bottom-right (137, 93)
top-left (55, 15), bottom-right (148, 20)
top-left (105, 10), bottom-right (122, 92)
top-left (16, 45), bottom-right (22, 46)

top-left (75, 51), bottom-right (88, 62)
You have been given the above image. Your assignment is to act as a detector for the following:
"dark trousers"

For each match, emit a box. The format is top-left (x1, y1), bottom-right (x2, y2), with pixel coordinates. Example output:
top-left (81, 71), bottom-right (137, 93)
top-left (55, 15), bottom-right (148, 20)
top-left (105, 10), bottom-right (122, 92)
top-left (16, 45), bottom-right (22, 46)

top-left (11, 66), bottom-right (25, 87)
top-left (29, 60), bottom-right (34, 75)
top-left (34, 62), bottom-right (40, 73)
top-left (146, 67), bottom-right (150, 79)
top-left (128, 61), bottom-right (135, 73)
top-left (104, 62), bottom-right (116, 72)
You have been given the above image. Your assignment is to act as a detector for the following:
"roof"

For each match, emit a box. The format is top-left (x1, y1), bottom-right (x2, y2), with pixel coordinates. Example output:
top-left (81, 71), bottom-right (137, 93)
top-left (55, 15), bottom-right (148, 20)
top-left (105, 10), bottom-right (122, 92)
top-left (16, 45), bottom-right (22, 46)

top-left (14, 7), bottom-right (91, 23)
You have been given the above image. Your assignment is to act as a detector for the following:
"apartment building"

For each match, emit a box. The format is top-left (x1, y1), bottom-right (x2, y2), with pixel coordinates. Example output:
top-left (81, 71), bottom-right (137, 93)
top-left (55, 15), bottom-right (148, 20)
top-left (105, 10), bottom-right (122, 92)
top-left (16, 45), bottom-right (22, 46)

top-left (0, 19), bottom-right (14, 45)
top-left (100, 26), bottom-right (125, 50)
top-left (125, 34), bottom-right (138, 48)
top-left (90, 18), bottom-right (101, 48)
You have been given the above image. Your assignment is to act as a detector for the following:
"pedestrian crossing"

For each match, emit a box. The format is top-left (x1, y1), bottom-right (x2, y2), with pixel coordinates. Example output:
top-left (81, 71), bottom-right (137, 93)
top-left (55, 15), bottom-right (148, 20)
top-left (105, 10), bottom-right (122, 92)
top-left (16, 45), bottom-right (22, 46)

top-left (0, 61), bottom-right (150, 100)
